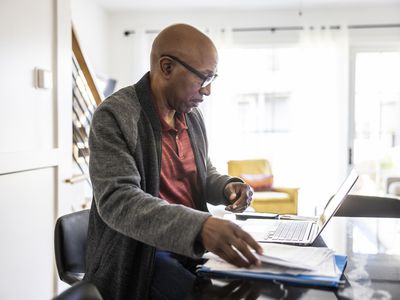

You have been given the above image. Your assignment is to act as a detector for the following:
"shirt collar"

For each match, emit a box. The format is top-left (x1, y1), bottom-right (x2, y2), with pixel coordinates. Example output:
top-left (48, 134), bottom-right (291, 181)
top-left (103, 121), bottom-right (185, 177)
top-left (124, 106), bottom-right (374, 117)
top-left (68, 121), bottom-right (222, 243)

top-left (150, 95), bottom-right (188, 132)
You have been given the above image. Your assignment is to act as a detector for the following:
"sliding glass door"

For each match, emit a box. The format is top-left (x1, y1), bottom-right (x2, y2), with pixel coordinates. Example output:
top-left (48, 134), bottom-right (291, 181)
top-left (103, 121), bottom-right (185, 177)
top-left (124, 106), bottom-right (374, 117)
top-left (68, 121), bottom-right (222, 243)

top-left (350, 49), bottom-right (400, 195)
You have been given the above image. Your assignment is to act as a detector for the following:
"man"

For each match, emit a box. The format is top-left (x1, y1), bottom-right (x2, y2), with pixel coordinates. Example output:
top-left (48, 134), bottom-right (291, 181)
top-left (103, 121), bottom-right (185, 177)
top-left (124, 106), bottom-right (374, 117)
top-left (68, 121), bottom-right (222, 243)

top-left (85, 23), bottom-right (262, 299)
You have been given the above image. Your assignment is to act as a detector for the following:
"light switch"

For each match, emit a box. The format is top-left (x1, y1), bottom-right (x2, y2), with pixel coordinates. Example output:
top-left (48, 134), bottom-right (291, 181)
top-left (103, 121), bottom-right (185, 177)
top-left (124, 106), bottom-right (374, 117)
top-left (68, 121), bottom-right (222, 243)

top-left (35, 68), bottom-right (53, 89)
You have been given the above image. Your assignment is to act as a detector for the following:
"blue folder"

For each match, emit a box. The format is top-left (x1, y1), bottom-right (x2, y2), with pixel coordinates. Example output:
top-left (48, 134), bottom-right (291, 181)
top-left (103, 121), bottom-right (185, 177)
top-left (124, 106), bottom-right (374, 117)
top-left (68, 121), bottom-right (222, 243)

top-left (197, 255), bottom-right (347, 288)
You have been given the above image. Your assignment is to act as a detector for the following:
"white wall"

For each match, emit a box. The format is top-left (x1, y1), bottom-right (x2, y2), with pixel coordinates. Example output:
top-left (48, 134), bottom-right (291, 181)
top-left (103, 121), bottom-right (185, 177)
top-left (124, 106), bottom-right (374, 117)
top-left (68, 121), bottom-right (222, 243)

top-left (0, 0), bottom-right (55, 152)
top-left (0, 0), bottom-right (72, 298)
top-left (107, 5), bottom-right (400, 88)
top-left (71, 0), bottom-right (110, 76)
top-left (0, 168), bottom-right (56, 299)
top-left (0, 0), bottom-right (107, 297)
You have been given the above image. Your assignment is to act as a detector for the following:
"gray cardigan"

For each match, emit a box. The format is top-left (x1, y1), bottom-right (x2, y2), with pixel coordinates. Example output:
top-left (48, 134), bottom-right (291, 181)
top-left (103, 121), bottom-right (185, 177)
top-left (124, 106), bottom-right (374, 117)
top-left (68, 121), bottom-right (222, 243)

top-left (85, 73), bottom-right (240, 299)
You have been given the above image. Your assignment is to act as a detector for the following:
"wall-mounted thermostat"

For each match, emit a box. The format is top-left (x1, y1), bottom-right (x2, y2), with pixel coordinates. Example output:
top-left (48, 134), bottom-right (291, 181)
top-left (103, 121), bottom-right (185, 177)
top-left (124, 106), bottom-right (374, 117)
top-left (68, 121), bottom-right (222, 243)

top-left (35, 68), bottom-right (53, 89)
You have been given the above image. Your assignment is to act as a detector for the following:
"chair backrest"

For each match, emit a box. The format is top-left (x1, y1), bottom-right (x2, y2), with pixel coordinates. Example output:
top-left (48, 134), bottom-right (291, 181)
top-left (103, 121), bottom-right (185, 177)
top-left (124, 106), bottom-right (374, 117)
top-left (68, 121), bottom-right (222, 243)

top-left (387, 177), bottom-right (400, 195)
top-left (54, 209), bottom-right (90, 285)
top-left (52, 281), bottom-right (103, 300)
top-left (227, 159), bottom-right (272, 177)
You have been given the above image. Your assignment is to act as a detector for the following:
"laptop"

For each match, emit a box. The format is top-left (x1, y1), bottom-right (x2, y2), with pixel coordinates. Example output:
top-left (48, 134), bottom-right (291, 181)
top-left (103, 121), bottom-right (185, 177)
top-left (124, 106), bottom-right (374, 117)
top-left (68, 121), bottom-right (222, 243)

top-left (241, 169), bottom-right (359, 246)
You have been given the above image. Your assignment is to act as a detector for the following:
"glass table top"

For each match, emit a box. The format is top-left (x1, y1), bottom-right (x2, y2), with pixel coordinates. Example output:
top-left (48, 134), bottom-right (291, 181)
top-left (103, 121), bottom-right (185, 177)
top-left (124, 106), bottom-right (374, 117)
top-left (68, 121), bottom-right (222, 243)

top-left (193, 217), bottom-right (400, 300)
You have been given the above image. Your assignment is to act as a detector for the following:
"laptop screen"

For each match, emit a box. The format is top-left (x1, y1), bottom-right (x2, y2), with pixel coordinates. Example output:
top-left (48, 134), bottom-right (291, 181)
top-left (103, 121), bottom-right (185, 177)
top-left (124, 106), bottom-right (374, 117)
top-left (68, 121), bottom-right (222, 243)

top-left (316, 169), bottom-right (359, 234)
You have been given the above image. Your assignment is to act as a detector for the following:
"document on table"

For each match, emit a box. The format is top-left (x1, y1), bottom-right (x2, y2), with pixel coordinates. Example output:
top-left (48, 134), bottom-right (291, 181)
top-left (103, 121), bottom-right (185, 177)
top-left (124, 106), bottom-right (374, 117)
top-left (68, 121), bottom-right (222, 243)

top-left (202, 243), bottom-right (340, 278)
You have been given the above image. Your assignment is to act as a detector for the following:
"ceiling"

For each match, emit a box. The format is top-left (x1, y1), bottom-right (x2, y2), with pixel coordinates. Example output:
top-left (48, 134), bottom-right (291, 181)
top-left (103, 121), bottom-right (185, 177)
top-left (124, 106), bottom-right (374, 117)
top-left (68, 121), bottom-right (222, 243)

top-left (96, 0), bottom-right (400, 12)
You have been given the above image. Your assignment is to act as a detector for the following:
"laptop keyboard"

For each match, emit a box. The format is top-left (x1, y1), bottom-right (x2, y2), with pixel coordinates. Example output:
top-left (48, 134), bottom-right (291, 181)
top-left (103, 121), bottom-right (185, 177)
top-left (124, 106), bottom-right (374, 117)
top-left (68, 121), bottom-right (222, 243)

top-left (266, 221), bottom-right (309, 242)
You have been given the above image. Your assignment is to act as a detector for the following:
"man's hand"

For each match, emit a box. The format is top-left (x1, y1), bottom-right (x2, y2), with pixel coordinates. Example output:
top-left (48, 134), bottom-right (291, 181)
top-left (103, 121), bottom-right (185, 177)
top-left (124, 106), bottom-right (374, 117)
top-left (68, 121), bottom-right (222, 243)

top-left (200, 216), bottom-right (263, 268)
top-left (224, 182), bottom-right (253, 212)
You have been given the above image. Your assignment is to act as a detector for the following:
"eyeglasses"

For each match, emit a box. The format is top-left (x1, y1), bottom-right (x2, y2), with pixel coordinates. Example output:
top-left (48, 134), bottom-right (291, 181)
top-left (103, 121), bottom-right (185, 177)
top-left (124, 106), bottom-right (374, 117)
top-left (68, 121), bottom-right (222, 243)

top-left (162, 54), bottom-right (218, 88)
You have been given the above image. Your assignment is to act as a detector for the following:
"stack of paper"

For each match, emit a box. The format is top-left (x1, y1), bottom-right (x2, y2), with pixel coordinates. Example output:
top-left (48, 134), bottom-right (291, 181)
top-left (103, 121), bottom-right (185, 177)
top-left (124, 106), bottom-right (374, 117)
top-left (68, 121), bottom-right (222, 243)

top-left (198, 244), bottom-right (346, 288)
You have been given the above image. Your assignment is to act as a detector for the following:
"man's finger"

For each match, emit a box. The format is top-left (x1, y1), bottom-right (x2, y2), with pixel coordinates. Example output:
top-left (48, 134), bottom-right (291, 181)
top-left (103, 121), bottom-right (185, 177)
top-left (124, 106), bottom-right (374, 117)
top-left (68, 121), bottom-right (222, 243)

top-left (232, 238), bottom-right (260, 266)
top-left (237, 230), bottom-right (263, 255)
top-left (226, 197), bottom-right (249, 212)
top-left (200, 217), bottom-right (263, 268)
top-left (217, 244), bottom-right (252, 268)
top-left (229, 192), bottom-right (237, 201)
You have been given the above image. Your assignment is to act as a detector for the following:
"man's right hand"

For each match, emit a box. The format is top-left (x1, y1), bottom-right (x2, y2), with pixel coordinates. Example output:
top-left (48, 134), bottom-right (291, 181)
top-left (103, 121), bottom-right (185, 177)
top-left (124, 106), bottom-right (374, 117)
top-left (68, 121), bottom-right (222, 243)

top-left (200, 216), bottom-right (263, 268)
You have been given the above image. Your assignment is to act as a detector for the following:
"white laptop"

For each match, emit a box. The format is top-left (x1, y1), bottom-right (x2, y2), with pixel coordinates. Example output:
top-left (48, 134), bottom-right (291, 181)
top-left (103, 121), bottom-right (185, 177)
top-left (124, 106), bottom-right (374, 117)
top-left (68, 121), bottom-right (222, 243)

top-left (241, 169), bottom-right (359, 246)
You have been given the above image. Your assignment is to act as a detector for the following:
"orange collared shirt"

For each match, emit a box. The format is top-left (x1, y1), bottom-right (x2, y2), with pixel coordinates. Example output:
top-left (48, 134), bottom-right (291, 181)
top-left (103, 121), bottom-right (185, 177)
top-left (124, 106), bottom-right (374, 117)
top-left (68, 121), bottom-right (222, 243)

top-left (157, 112), bottom-right (200, 208)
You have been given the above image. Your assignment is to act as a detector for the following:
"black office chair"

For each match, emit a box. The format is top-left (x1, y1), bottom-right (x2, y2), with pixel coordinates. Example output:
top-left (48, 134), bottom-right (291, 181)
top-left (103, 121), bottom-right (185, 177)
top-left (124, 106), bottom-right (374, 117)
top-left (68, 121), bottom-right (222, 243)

top-left (52, 281), bottom-right (103, 300)
top-left (55, 209), bottom-right (90, 285)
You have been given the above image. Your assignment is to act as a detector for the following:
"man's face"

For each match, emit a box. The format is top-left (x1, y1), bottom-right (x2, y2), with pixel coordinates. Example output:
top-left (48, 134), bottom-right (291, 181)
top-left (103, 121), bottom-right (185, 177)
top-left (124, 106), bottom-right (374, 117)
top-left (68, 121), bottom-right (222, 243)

top-left (166, 50), bottom-right (218, 113)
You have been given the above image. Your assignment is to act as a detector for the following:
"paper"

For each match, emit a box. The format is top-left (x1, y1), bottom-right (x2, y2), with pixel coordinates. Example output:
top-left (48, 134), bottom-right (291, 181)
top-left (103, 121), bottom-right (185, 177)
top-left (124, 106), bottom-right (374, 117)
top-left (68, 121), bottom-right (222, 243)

top-left (202, 243), bottom-right (340, 278)
top-left (260, 244), bottom-right (334, 267)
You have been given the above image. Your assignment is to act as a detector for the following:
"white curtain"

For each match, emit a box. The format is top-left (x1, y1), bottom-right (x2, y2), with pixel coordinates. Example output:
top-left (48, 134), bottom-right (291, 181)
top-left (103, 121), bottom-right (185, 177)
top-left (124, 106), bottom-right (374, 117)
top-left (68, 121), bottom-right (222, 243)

top-left (202, 26), bottom-right (350, 215)
top-left (291, 26), bottom-right (349, 214)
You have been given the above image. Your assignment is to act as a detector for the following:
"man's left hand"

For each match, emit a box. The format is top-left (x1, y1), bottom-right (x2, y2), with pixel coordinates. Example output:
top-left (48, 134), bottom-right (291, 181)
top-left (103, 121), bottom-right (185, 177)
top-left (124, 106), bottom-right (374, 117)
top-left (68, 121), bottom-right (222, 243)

top-left (224, 182), bottom-right (253, 212)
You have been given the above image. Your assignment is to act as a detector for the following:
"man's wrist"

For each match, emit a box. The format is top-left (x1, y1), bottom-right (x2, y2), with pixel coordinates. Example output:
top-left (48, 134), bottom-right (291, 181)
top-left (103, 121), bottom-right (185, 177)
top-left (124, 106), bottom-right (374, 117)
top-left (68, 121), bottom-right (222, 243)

top-left (193, 215), bottom-right (211, 257)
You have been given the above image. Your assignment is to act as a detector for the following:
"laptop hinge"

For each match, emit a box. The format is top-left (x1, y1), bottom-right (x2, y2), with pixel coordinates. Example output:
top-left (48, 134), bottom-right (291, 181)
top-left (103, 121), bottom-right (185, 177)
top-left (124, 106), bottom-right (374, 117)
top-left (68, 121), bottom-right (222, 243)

top-left (306, 222), bottom-right (316, 242)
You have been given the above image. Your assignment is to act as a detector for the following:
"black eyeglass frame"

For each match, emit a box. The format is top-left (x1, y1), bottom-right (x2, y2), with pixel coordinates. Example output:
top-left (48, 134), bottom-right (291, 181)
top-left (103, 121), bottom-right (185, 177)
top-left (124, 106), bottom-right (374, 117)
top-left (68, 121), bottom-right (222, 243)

top-left (161, 54), bottom-right (218, 88)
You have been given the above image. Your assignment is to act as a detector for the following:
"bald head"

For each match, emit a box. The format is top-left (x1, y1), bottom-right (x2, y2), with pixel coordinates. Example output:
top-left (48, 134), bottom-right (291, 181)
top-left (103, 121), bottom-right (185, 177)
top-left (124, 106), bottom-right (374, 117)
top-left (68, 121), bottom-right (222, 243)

top-left (149, 24), bottom-right (218, 115)
top-left (150, 24), bottom-right (217, 72)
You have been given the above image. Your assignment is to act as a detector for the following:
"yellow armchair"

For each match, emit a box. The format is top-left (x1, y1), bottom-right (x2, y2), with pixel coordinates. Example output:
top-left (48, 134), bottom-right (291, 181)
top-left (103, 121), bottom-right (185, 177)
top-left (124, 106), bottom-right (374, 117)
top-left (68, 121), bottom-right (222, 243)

top-left (227, 159), bottom-right (299, 215)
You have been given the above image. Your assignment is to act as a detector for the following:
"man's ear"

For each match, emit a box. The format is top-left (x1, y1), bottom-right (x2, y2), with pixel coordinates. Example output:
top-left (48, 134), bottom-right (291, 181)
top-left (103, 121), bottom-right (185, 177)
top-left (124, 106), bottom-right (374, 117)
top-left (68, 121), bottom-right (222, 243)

top-left (159, 57), bottom-right (173, 78)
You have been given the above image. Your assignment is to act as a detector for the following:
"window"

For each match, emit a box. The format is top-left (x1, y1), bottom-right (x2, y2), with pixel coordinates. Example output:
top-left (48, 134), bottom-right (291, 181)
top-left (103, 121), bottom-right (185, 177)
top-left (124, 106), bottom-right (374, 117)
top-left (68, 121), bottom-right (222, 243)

top-left (236, 92), bottom-right (291, 133)
top-left (352, 51), bottom-right (400, 194)
top-left (205, 29), bottom-right (349, 215)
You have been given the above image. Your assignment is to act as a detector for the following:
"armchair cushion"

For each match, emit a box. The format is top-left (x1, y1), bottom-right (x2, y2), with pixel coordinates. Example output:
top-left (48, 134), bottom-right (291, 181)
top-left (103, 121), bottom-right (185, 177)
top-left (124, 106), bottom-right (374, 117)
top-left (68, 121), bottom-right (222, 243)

top-left (253, 191), bottom-right (290, 201)
top-left (240, 174), bottom-right (274, 191)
